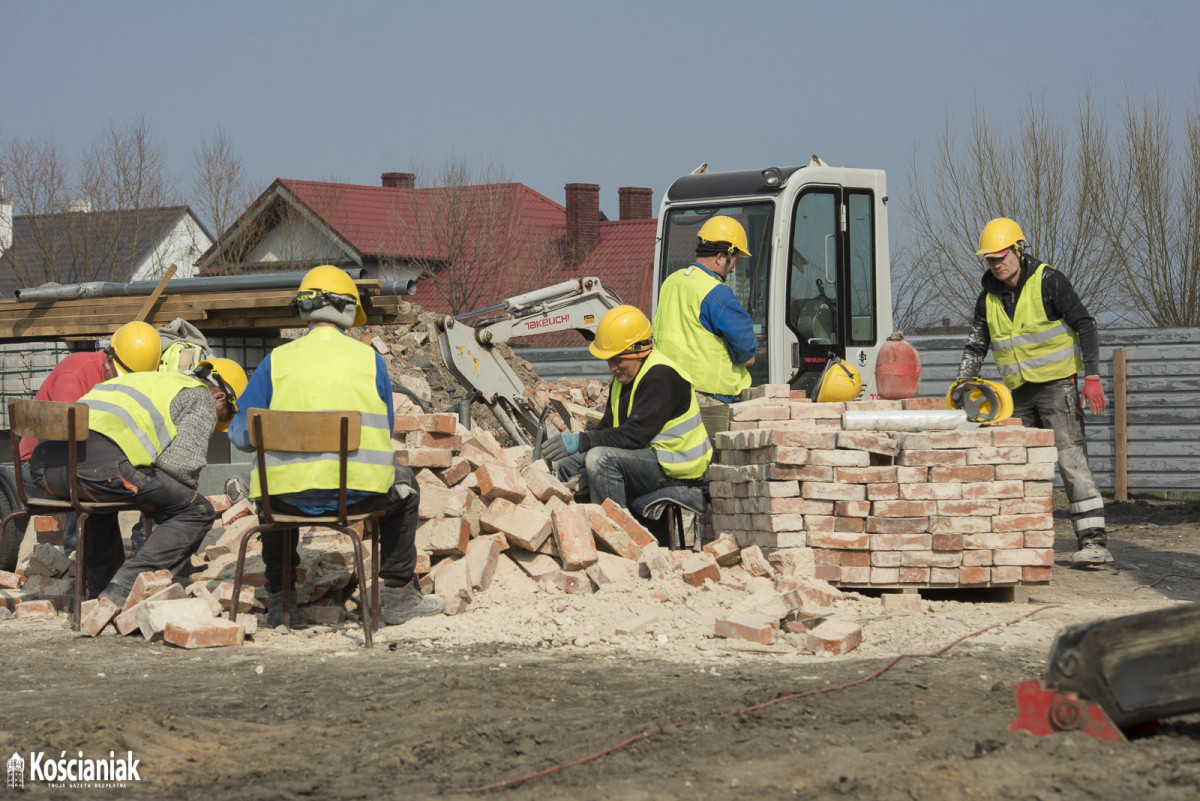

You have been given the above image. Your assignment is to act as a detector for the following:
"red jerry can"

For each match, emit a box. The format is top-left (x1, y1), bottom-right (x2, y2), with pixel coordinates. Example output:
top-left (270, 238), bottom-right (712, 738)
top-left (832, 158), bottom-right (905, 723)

top-left (875, 331), bottom-right (922, 399)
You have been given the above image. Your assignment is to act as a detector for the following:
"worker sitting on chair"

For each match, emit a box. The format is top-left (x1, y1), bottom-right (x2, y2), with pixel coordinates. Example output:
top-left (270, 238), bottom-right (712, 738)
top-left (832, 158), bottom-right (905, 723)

top-left (543, 305), bottom-right (712, 513)
top-left (18, 320), bottom-right (163, 556)
top-left (27, 356), bottom-right (246, 613)
top-left (652, 215), bottom-right (758, 403)
top-left (227, 264), bottom-right (444, 628)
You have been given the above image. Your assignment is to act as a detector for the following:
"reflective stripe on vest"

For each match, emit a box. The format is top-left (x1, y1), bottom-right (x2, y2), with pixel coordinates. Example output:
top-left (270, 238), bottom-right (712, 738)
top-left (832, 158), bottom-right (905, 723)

top-left (985, 264), bottom-right (1082, 390)
top-left (653, 265), bottom-right (751, 397)
top-left (82, 371), bottom-right (202, 466)
top-left (609, 349), bottom-right (712, 480)
top-left (250, 326), bottom-right (394, 498)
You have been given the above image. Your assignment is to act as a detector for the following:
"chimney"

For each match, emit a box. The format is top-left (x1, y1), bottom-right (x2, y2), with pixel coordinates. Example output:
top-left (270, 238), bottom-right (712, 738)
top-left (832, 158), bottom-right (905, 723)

top-left (618, 187), bottom-right (653, 220)
top-left (381, 172), bottom-right (416, 189)
top-left (67, 199), bottom-right (91, 213)
top-left (0, 198), bottom-right (11, 253)
top-left (564, 182), bottom-right (600, 261)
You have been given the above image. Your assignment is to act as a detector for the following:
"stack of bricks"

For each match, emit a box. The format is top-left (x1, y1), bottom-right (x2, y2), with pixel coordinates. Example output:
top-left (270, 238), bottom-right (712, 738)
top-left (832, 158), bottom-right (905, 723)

top-left (709, 386), bottom-right (1057, 589)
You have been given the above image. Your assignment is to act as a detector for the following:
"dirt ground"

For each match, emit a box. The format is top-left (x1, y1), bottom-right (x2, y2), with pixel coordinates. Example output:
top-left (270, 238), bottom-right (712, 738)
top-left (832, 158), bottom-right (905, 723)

top-left (2, 496), bottom-right (1199, 800)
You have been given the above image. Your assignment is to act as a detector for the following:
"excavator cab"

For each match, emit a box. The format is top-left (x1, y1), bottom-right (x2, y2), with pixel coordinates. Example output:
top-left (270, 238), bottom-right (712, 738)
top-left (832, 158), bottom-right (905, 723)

top-left (652, 162), bottom-right (893, 399)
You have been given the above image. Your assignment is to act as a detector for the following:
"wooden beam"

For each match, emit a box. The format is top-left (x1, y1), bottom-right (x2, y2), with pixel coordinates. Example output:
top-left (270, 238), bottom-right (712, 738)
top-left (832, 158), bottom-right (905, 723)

top-left (133, 264), bottom-right (177, 322)
top-left (1113, 348), bottom-right (1128, 502)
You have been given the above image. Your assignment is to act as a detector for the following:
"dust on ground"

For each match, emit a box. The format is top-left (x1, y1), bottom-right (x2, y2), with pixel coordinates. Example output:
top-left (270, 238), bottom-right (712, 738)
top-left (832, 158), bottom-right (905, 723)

top-left (3, 495), bottom-right (1199, 800)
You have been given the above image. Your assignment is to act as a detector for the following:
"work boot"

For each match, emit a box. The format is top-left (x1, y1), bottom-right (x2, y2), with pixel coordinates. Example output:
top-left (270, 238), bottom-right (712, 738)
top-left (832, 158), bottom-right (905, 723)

top-left (98, 582), bottom-right (131, 609)
top-left (1071, 530), bottom-right (1114, 568)
top-left (379, 581), bottom-right (444, 626)
top-left (265, 589), bottom-right (304, 629)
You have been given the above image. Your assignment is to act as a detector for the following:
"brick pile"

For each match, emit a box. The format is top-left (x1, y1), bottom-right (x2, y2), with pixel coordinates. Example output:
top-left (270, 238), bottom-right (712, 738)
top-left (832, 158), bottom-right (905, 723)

top-left (708, 386), bottom-right (1057, 589)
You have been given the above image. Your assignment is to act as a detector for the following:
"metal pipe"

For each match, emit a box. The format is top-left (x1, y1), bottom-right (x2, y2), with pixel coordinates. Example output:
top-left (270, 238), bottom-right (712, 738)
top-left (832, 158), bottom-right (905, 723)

top-left (13, 267), bottom-right (415, 302)
top-left (841, 409), bottom-right (970, 431)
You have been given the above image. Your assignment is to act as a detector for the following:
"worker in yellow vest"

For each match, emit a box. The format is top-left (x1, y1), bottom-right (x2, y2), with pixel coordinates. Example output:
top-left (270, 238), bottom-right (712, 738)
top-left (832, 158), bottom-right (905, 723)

top-left (228, 265), bottom-right (444, 628)
top-left (653, 215), bottom-right (759, 403)
top-left (956, 218), bottom-right (1111, 568)
top-left (543, 305), bottom-right (712, 511)
top-left (27, 357), bottom-right (246, 620)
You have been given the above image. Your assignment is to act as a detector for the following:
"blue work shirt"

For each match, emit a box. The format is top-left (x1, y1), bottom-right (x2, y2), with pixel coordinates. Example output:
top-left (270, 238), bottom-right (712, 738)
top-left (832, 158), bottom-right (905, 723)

top-left (693, 263), bottom-right (759, 402)
top-left (228, 329), bottom-right (395, 514)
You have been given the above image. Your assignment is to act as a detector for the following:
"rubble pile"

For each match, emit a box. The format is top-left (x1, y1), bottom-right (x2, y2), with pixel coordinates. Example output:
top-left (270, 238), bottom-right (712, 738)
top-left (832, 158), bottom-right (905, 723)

top-left (711, 385), bottom-right (1057, 588)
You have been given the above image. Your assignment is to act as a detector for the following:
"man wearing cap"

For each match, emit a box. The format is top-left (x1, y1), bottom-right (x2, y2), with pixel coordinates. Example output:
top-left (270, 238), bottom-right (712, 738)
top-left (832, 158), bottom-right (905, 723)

top-left (228, 265), bottom-right (444, 628)
top-left (956, 217), bottom-right (1111, 568)
top-left (27, 357), bottom-right (246, 614)
top-left (653, 215), bottom-right (759, 403)
top-left (543, 305), bottom-right (712, 513)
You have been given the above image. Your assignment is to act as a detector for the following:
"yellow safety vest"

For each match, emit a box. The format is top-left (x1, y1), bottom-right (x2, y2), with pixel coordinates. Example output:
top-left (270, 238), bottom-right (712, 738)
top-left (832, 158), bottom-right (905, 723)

top-left (609, 349), bottom-right (712, 480)
top-left (159, 341), bottom-right (207, 374)
top-left (250, 326), bottom-right (394, 498)
top-left (986, 264), bottom-right (1083, 390)
top-left (82, 371), bottom-right (205, 467)
top-left (653, 266), bottom-right (751, 397)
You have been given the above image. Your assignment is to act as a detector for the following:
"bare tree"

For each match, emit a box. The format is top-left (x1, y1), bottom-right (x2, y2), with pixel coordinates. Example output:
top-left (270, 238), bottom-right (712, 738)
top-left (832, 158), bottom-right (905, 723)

top-left (0, 118), bottom-right (179, 288)
top-left (905, 90), bottom-right (1124, 322)
top-left (398, 157), bottom-right (557, 314)
top-left (190, 126), bottom-right (261, 272)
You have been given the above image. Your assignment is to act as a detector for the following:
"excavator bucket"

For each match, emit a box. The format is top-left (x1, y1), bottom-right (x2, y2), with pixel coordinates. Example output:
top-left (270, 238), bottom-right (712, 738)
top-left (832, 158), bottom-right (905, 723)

top-left (1011, 602), bottom-right (1200, 739)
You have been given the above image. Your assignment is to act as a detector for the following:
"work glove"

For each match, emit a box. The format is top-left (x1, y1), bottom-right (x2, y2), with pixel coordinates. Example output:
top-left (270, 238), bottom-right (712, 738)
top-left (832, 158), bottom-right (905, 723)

top-left (1081, 375), bottom-right (1107, 415)
top-left (542, 431), bottom-right (580, 463)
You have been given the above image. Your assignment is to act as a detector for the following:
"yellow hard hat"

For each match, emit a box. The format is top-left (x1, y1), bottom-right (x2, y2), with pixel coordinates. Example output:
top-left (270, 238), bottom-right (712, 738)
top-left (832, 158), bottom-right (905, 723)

top-left (697, 216), bottom-right (752, 258)
top-left (109, 321), bottom-right (162, 375)
top-left (815, 356), bottom-right (863, 403)
top-left (589, 305), bottom-right (653, 360)
top-left (197, 357), bottom-right (248, 432)
top-left (947, 377), bottom-right (1013, 424)
top-left (976, 218), bottom-right (1025, 256)
top-left (296, 264), bottom-right (366, 327)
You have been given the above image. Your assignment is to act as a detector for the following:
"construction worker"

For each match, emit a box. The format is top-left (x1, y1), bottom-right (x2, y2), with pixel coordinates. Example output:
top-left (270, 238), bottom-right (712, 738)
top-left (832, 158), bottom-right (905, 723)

top-left (956, 218), bottom-right (1111, 568)
top-left (27, 356), bottom-right (246, 615)
top-left (227, 264), bottom-right (444, 628)
top-left (158, 318), bottom-right (211, 374)
top-left (652, 215), bottom-right (758, 403)
top-left (543, 305), bottom-right (712, 511)
top-left (17, 320), bottom-right (162, 555)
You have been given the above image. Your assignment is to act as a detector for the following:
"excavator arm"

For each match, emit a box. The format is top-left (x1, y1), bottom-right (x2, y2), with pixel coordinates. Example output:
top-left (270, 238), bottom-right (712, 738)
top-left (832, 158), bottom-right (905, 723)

top-left (436, 277), bottom-right (622, 445)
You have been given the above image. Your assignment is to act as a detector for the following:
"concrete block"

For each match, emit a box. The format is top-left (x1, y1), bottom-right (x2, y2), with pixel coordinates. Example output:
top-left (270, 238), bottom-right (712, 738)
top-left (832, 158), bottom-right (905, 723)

top-left (26, 542), bottom-right (70, 577)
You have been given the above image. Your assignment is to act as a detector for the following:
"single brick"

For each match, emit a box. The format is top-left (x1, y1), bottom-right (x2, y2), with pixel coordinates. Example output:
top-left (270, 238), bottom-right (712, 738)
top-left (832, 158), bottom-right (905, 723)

top-left (214, 581), bottom-right (257, 613)
top-left (164, 617), bottom-right (245, 648)
top-left (14, 599), bottom-right (55, 619)
top-left (406, 430), bottom-right (463, 451)
top-left (440, 457), bottom-right (475, 486)
top-left (807, 619), bottom-right (863, 655)
top-left (866, 483), bottom-right (900, 501)
top-left (959, 566), bottom-right (992, 584)
top-left (929, 567), bottom-right (961, 584)
top-left (416, 517), bottom-right (471, 556)
top-left (0, 571), bottom-right (21, 589)
top-left (433, 558), bottom-right (473, 615)
top-left (840, 550), bottom-right (870, 567)
top-left (870, 550), bottom-right (902, 567)
top-left (937, 500), bottom-right (1000, 517)
top-left (872, 500), bottom-right (937, 517)
top-left (991, 565), bottom-right (1022, 584)
top-left (581, 505), bottom-right (644, 561)
top-left (600, 499), bottom-right (656, 549)
top-left (899, 483), bottom-right (962, 501)
top-left (932, 532), bottom-right (964, 551)
top-left (702, 532), bottom-right (741, 566)
top-left (802, 482), bottom-right (867, 502)
top-left (898, 567), bottom-right (930, 584)
top-left (395, 448), bottom-right (454, 469)
top-left (882, 593), bottom-right (922, 613)
top-left (463, 535), bottom-right (502, 591)
top-left (221, 498), bottom-right (256, 527)
top-left (123, 569), bottom-right (176, 611)
top-left (897, 449), bottom-right (967, 467)
top-left (714, 614), bottom-right (777, 645)
top-left (962, 549), bottom-right (993, 566)
top-left (929, 465), bottom-right (995, 483)
top-left (473, 464), bottom-right (528, 503)
top-left (551, 506), bottom-right (598, 571)
top-left (870, 567), bottom-right (901, 584)
top-left (808, 531), bottom-right (870, 550)
top-left (866, 517), bottom-right (929, 536)
top-left (835, 466), bottom-right (899, 483)
top-left (521, 466), bottom-right (573, 503)
top-left (901, 550), bottom-right (963, 568)
top-left (80, 597), bottom-right (121, 637)
top-left (1023, 566), bottom-right (1053, 583)
top-left (481, 498), bottom-right (552, 551)
top-left (115, 583), bottom-right (187, 635)
top-left (681, 553), bottom-right (721, 587)
top-left (996, 462), bottom-right (1056, 481)
top-left (834, 500), bottom-right (871, 517)
top-left (136, 596), bottom-right (214, 641)
top-left (992, 427), bottom-right (1055, 446)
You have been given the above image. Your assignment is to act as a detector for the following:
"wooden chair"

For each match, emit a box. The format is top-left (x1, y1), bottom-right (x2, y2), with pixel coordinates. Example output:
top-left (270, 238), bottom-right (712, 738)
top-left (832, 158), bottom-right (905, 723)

top-left (1, 400), bottom-right (153, 630)
top-left (228, 410), bottom-right (384, 647)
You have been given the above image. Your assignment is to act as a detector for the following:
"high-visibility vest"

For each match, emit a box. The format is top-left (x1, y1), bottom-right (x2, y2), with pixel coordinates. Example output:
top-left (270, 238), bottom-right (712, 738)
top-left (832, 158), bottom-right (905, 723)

top-left (159, 341), bottom-right (207, 374)
top-left (986, 264), bottom-right (1083, 390)
top-left (654, 266), bottom-right (751, 397)
top-left (609, 349), bottom-right (712, 480)
top-left (82, 371), bottom-right (205, 467)
top-left (249, 327), bottom-right (394, 498)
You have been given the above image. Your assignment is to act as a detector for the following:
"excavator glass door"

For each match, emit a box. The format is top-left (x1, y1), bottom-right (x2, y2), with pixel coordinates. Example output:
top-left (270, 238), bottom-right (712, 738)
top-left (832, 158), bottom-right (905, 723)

top-left (657, 203), bottom-right (774, 385)
top-left (786, 186), bottom-right (878, 395)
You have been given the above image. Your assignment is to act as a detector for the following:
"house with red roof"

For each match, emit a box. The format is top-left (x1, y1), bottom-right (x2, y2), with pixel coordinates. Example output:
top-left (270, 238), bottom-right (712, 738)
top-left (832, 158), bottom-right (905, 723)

top-left (197, 173), bottom-right (658, 341)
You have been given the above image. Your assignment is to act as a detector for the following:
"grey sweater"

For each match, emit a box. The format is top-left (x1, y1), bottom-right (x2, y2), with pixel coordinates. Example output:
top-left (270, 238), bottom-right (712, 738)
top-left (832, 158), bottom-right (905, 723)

top-left (157, 386), bottom-right (216, 488)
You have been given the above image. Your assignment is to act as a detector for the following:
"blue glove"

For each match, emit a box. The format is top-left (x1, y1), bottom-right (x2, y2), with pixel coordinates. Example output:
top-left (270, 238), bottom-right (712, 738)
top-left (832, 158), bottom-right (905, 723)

top-left (542, 431), bottom-right (580, 463)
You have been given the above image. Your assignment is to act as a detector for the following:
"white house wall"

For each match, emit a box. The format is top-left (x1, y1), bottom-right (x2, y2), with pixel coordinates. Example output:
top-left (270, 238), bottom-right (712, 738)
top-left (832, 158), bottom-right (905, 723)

top-left (251, 215), bottom-right (344, 263)
top-left (131, 215), bottom-right (212, 281)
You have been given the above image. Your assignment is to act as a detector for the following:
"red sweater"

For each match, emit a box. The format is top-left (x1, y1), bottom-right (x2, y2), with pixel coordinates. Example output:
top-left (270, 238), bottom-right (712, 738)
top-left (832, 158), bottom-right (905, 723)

top-left (19, 351), bottom-right (108, 462)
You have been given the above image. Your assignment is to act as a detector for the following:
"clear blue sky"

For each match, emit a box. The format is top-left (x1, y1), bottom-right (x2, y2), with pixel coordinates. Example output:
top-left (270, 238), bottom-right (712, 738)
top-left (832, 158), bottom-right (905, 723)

top-left (4, 0), bottom-right (1198, 242)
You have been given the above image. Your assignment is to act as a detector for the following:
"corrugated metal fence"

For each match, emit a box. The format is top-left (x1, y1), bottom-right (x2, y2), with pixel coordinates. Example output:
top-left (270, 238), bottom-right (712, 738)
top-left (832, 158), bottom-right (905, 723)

top-left (520, 327), bottom-right (1200, 493)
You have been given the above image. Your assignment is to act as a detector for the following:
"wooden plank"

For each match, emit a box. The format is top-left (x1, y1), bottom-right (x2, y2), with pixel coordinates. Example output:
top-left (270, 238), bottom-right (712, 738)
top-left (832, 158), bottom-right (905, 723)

top-left (1113, 348), bottom-right (1128, 502)
top-left (134, 265), bottom-right (177, 322)
top-left (8, 400), bottom-right (89, 441)
top-left (249, 410), bottom-right (361, 451)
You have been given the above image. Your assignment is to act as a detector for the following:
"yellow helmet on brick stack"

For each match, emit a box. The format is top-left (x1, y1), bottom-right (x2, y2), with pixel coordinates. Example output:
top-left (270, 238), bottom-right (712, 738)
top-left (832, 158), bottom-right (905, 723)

top-left (815, 355), bottom-right (863, 403)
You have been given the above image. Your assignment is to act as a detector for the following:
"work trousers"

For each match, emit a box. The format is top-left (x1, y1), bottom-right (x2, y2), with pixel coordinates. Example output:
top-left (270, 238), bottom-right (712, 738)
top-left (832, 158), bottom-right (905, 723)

top-left (28, 435), bottom-right (215, 597)
top-left (555, 446), bottom-right (699, 510)
top-left (1012, 376), bottom-right (1106, 546)
top-left (262, 465), bottom-right (420, 594)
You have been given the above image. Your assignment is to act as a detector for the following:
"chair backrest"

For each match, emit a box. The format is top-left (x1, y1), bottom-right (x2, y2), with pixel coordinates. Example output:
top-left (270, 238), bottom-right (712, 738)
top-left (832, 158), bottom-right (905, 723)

top-left (8, 399), bottom-right (90, 441)
top-left (247, 409), bottom-right (363, 524)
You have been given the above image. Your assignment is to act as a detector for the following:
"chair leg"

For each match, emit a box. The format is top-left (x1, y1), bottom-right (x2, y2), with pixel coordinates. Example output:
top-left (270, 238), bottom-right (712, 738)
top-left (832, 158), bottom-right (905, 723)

top-left (343, 527), bottom-right (373, 648)
top-left (667, 505), bottom-right (681, 551)
top-left (73, 512), bottom-right (90, 632)
top-left (370, 520), bottom-right (381, 635)
top-left (230, 524), bottom-right (269, 627)
top-left (282, 531), bottom-right (293, 631)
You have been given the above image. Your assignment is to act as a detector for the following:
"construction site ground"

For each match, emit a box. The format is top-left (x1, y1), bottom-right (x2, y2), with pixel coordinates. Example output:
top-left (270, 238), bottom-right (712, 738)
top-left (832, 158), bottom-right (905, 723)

top-left (3, 495), bottom-right (1199, 800)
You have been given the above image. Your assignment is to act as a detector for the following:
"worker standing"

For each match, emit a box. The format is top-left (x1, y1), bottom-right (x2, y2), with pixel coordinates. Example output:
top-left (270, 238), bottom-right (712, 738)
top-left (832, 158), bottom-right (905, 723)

top-left (543, 305), bottom-right (712, 510)
top-left (227, 265), bottom-right (444, 628)
top-left (653, 215), bottom-right (758, 403)
top-left (17, 320), bottom-right (162, 555)
top-left (27, 357), bottom-right (246, 618)
top-left (956, 218), bottom-right (1111, 568)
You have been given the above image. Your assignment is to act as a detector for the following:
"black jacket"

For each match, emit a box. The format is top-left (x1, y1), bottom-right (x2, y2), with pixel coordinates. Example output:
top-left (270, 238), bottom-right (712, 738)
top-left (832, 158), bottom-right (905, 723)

top-left (580, 361), bottom-right (693, 452)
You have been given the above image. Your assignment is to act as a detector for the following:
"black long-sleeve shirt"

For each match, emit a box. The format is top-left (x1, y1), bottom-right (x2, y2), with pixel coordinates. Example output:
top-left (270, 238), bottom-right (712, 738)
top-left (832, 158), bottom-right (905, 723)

top-left (957, 254), bottom-right (1100, 381)
top-left (579, 362), bottom-right (693, 452)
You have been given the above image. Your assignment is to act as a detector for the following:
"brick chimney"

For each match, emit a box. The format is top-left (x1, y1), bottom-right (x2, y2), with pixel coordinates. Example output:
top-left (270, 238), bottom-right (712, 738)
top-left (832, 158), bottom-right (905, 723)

top-left (618, 187), bottom-right (653, 220)
top-left (0, 198), bottom-right (11, 254)
top-left (381, 172), bottom-right (416, 189)
top-left (564, 182), bottom-right (600, 262)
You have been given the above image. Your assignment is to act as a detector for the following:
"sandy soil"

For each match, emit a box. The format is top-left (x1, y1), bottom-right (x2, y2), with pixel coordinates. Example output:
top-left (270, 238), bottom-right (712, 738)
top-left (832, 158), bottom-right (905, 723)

top-left (3, 496), bottom-right (1199, 800)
